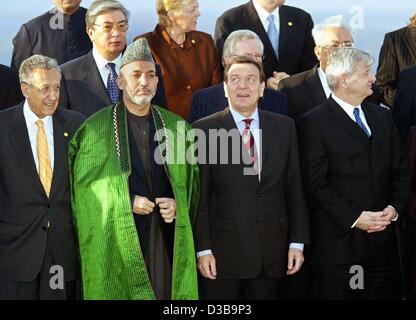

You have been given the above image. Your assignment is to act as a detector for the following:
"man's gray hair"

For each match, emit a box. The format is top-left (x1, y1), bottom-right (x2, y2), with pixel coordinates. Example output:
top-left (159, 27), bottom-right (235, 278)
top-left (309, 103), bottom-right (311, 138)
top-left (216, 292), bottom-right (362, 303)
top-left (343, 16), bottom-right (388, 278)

top-left (312, 15), bottom-right (351, 46)
top-left (86, 0), bottom-right (130, 28)
top-left (19, 54), bottom-right (61, 85)
top-left (222, 30), bottom-right (264, 60)
top-left (326, 47), bottom-right (375, 91)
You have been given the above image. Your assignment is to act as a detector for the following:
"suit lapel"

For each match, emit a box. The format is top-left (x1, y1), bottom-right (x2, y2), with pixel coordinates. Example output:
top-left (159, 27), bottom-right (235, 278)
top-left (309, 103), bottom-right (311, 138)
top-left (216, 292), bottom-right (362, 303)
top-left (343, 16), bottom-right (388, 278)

top-left (305, 66), bottom-right (327, 107)
top-left (278, 5), bottom-right (290, 62)
top-left (49, 109), bottom-right (69, 198)
top-left (83, 52), bottom-right (112, 105)
top-left (401, 28), bottom-right (416, 64)
top-left (327, 97), bottom-right (370, 153)
top-left (362, 103), bottom-right (383, 155)
top-left (9, 104), bottom-right (45, 194)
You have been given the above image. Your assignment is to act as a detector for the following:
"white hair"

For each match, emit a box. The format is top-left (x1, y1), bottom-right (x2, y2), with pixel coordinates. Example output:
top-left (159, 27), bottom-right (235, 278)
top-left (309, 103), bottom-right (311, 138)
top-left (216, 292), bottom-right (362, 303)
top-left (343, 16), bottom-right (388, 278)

top-left (326, 47), bottom-right (375, 91)
top-left (222, 30), bottom-right (264, 60)
top-left (19, 54), bottom-right (61, 85)
top-left (312, 15), bottom-right (351, 46)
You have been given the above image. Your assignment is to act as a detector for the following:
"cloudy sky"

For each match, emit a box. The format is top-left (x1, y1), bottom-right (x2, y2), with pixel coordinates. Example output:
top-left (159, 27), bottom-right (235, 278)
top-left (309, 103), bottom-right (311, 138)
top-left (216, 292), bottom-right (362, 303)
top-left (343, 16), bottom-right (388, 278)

top-left (1, 0), bottom-right (415, 68)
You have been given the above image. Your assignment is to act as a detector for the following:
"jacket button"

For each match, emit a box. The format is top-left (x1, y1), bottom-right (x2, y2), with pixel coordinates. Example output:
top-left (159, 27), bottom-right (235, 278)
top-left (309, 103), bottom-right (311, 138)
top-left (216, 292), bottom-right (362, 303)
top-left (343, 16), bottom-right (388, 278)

top-left (186, 85), bottom-right (191, 90)
top-left (47, 203), bottom-right (51, 208)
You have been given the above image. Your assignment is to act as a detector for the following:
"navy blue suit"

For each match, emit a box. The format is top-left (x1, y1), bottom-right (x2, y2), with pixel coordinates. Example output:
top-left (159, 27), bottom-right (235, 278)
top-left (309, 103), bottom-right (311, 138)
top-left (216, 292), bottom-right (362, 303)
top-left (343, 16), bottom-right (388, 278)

top-left (188, 83), bottom-right (288, 123)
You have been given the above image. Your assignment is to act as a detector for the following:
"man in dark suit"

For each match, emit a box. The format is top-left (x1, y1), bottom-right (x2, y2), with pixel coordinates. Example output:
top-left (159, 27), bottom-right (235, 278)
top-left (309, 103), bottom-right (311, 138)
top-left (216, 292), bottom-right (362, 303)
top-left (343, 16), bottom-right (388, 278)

top-left (298, 47), bottom-right (409, 300)
top-left (279, 15), bottom-right (380, 121)
top-left (189, 29), bottom-right (288, 123)
top-left (214, 0), bottom-right (317, 90)
top-left (59, 0), bottom-right (166, 118)
top-left (0, 55), bottom-right (84, 299)
top-left (392, 65), bottom-right (416, 143)
top-left (11, 0), bottom-right (92, 71)
top-left (376, 14), bottom-right (416, 108)
top-left (0, 64), bottom-right (24, 109)
top-left (193, 56), bottom-right (310, 300)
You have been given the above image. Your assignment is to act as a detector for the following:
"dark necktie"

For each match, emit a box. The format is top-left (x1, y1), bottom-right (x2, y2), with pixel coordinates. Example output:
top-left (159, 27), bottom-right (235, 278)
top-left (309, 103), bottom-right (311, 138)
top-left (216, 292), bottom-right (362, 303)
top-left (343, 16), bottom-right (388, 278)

top-left (106, 62), bottom-right (119, 104)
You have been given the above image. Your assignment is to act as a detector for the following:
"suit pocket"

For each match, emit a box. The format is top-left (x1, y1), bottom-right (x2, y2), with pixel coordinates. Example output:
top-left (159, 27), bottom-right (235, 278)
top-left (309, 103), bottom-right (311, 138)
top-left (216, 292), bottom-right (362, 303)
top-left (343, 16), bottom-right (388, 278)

top-left (212, 218), bottom-right (235, 231)
top-left (0, 220), bottom-right (25, 240)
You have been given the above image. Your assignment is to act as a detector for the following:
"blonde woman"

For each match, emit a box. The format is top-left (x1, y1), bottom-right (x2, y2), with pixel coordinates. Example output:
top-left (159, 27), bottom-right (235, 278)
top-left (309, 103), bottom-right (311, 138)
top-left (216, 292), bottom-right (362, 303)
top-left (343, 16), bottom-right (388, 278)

top-left (137, 0), bottom-right (221, 119)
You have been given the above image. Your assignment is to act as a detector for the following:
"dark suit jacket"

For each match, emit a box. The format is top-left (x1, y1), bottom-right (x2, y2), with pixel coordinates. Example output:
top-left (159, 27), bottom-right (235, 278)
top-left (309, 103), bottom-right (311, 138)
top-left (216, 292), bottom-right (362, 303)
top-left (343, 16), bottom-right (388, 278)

top-left (193, 108), bottom-right (310, 279)
top-left (392, 64), bottom-right (416, 143)
top-left (376, 26), bottom-right (416, 107)
top-left (0, 64), bottom-right (24, 110)
top-left (0, 104), bottom-right (85, 281)
top-left (11, 7), bottom-right (92, 70)
top-left (297, 97), bottom-right (409, 265)
top-left (59, 51), bottom-right (167, 117)
top-left (279, 66), bottom-right (382, 120)
top-left (188, 83), bottom-right (289, 123)
top-left (214, 1), bottom-right (317, 79)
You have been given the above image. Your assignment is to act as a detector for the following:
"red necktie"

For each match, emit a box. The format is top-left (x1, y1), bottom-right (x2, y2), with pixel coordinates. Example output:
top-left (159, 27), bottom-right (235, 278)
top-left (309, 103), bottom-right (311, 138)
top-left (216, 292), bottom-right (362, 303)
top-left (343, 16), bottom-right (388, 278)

top-left (242, 119), bottom-right (259, 174)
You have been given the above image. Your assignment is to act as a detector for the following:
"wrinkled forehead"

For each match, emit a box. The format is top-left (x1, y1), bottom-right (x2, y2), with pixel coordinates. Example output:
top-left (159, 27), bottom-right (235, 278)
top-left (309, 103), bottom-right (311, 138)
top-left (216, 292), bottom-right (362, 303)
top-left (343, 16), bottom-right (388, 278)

top-left (122, 61), bottom-right (156, 74)
top-left (31, 68), bottom-right (61, 85)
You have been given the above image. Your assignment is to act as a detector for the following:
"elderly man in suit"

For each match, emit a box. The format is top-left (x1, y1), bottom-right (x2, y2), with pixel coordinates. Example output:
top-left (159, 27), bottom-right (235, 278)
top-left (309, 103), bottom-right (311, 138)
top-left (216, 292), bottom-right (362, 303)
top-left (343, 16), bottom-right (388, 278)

top-left (298, 47), bottom-right (409, 300)
top-left (11, 0), bottom-right (91, 71)
top-left (0, 64), bottom-right (24, 109)
top-left (189, 29), bottom-right (288, 123)
top-left (214, 0), bottom-right (317, 90)
top-left (59, 0), bottom-right (166, 117)
top-left (0, 55), bottom-right (84, 299)
top-left (193, 56), bottom-right (310, 300)
top-left (279, 15), bottom-right (380, 121)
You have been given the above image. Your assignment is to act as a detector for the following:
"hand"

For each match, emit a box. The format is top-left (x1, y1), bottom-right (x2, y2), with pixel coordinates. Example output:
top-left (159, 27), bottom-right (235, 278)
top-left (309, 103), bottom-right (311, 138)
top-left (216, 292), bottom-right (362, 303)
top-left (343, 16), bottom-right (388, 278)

top-left (266, 71), bottom-right (290, 90)
top-left (287, 248), bottom-right (304, 275)
top-left (197, 254), bottom-right (217, 280)
top-left (133, 195), bottom-right (155, 215)
top-left (355, 211), bottom-right (391, 233)
top-left (155, 197), bottom-right (176, 223)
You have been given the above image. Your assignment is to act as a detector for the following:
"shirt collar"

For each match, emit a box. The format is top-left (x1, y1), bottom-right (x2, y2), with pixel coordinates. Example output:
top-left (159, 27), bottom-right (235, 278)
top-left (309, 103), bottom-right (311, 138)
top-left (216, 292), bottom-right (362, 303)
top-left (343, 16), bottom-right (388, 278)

top-left (23, 99), bottom-right (53, 128)
top-left (317, 67), bottom-right (332, 98)
top-left (92, 48), bottom-right (122, 71)
top-left (332, 93), bottom-right (361, 113)
top-left (253, 0), bottom-right (280, 24)
top-left (229, 106), bottom-right (260, 125)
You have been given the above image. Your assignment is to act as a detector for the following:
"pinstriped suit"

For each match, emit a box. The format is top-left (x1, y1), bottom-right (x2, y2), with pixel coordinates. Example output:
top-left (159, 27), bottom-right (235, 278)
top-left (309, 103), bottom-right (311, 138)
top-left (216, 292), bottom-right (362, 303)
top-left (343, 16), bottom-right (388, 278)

top-left (376, 26), bottom-right (416, 107)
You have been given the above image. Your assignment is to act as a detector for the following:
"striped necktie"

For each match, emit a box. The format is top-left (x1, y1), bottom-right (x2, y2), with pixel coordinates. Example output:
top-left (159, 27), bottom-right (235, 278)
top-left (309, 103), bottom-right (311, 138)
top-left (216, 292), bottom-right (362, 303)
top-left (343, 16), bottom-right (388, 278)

top-left (106, 62), bottom-right (119, 104)
top-left (242, 119), bottom-right (259, 174)
top-left (35, 120), bottom-right (53, 196)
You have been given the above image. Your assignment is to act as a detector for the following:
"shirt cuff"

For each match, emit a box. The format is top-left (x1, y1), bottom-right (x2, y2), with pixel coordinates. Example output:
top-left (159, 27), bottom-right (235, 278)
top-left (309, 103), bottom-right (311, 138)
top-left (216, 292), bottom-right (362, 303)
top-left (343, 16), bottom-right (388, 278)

top-left (289, 243), bottom-right (304, 251)
top-left (388, 205), bottom-right (399, 221)
top-left (196, 249), bottom-right (212, 257)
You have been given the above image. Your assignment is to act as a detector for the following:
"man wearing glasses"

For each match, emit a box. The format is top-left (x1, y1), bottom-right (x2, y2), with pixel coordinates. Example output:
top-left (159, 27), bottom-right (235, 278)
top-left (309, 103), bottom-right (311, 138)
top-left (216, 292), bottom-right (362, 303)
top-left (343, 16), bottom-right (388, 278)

top-left (59, 0), bottom-right (166, 117)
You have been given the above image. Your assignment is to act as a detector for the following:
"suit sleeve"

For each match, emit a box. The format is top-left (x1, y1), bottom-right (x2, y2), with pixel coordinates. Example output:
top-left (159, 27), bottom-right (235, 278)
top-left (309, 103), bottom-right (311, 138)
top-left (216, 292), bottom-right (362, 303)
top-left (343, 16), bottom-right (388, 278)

top-left (207, 36), bottom-right (222, 84)
top-left (299, 13), bottom-right (318, 72)
top-left (285, 121), bottom-right (310, 244)
top-left (388, 110), bottom-right (410, 216)
top-left (214, 15), bottom-right (232, 68)
top-left (189, 91), bottom-right (201, 123)
top-left (298, 115), bottom-right (362, 232)
top-left (407, 127), bottom-right (416, 222)
top-left (277, 82), bottom-right (295, 118)
top-left (11, 24), bottom-right (33, 71)
top-left (192, 125), bottom-right (212, 251)
top-left (376, 33), bottom-right (398, 107)
top-left (59, 71), bottom-right (70, 109)
top-left (153, 63), bottom-right (168, 109)
top-left (392, 70), bottom-right (416, 143)
top-left (5, 68), bottom-right (24, 108)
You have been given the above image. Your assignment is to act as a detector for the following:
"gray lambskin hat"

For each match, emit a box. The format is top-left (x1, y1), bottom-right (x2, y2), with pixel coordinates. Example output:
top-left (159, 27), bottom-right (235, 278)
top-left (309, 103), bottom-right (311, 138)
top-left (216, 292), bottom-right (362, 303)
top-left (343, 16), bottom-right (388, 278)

top-left (120, 38), bottom-right (155, 69)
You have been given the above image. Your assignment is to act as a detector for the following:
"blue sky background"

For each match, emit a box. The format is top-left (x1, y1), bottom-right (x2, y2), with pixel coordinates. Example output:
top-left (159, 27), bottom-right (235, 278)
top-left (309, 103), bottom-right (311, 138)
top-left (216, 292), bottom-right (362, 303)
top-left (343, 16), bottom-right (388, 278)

top-left (1, 0), bottom-right (415, 72)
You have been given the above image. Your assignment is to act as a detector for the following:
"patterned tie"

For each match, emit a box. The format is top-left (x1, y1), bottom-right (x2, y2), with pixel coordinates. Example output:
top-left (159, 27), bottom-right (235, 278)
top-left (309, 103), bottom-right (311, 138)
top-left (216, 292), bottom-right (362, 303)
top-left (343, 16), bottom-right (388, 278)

top-left (242, 119), bottom-right (259, 173)
top-left (106, 62), bottom-right (119, 104)
top-left (267, 14), bottom-right (279, 59)
top-left (353, 107), bottom-right (370, 137)
top-left (35, 120), bottom-right (53, 197)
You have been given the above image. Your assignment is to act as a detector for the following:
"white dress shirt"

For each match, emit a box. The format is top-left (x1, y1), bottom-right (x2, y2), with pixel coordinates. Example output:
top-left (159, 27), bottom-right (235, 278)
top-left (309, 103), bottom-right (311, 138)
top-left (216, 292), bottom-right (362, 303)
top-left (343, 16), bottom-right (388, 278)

top-left (197, 107), bottom-right (304, 258)
top-left (92, 48), bottom-right (122, 88)
top-left (23, 100), bottom-right (55, 171)
top-left (317, 67), bottom-right (332, 99)
top-left (252, 0), bottom-right (280, 35)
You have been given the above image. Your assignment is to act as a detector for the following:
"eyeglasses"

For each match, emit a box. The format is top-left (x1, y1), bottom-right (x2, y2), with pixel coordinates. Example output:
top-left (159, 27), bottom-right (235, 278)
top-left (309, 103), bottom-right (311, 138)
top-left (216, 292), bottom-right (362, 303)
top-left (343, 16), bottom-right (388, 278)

top-left (93, 22), bottom-right (129, 33)
top-left (320, 41), bottom-right (354, 50)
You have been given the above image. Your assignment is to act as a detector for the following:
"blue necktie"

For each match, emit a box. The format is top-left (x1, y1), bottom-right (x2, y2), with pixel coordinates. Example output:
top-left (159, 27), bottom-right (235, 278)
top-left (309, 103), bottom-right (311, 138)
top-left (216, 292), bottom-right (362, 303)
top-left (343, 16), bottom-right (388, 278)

top-left (106, 62), bottom-right (119, 104)
top-left (267, 14), bottom-right (279, 59)
top-left (353, 107), bottom-right (370, 137)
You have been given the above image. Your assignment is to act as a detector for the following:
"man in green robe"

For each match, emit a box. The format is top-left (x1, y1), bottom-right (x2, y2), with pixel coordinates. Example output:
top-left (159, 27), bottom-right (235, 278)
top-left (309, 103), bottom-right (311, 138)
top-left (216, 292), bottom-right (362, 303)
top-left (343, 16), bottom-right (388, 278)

top-left (68, 39), bottom-right (199, 300)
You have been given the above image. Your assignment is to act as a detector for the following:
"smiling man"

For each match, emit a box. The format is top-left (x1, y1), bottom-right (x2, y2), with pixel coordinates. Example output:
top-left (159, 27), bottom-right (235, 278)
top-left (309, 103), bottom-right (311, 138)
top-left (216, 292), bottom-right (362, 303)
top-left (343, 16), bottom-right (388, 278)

top-left (69, 39), bottom-right (199, 300)
top-left (0, 55), bottom-right (84, 300)
top-left (192, 56), bottom-right (309, 300)
top-left (11, 0), bottom-right (91, 70)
